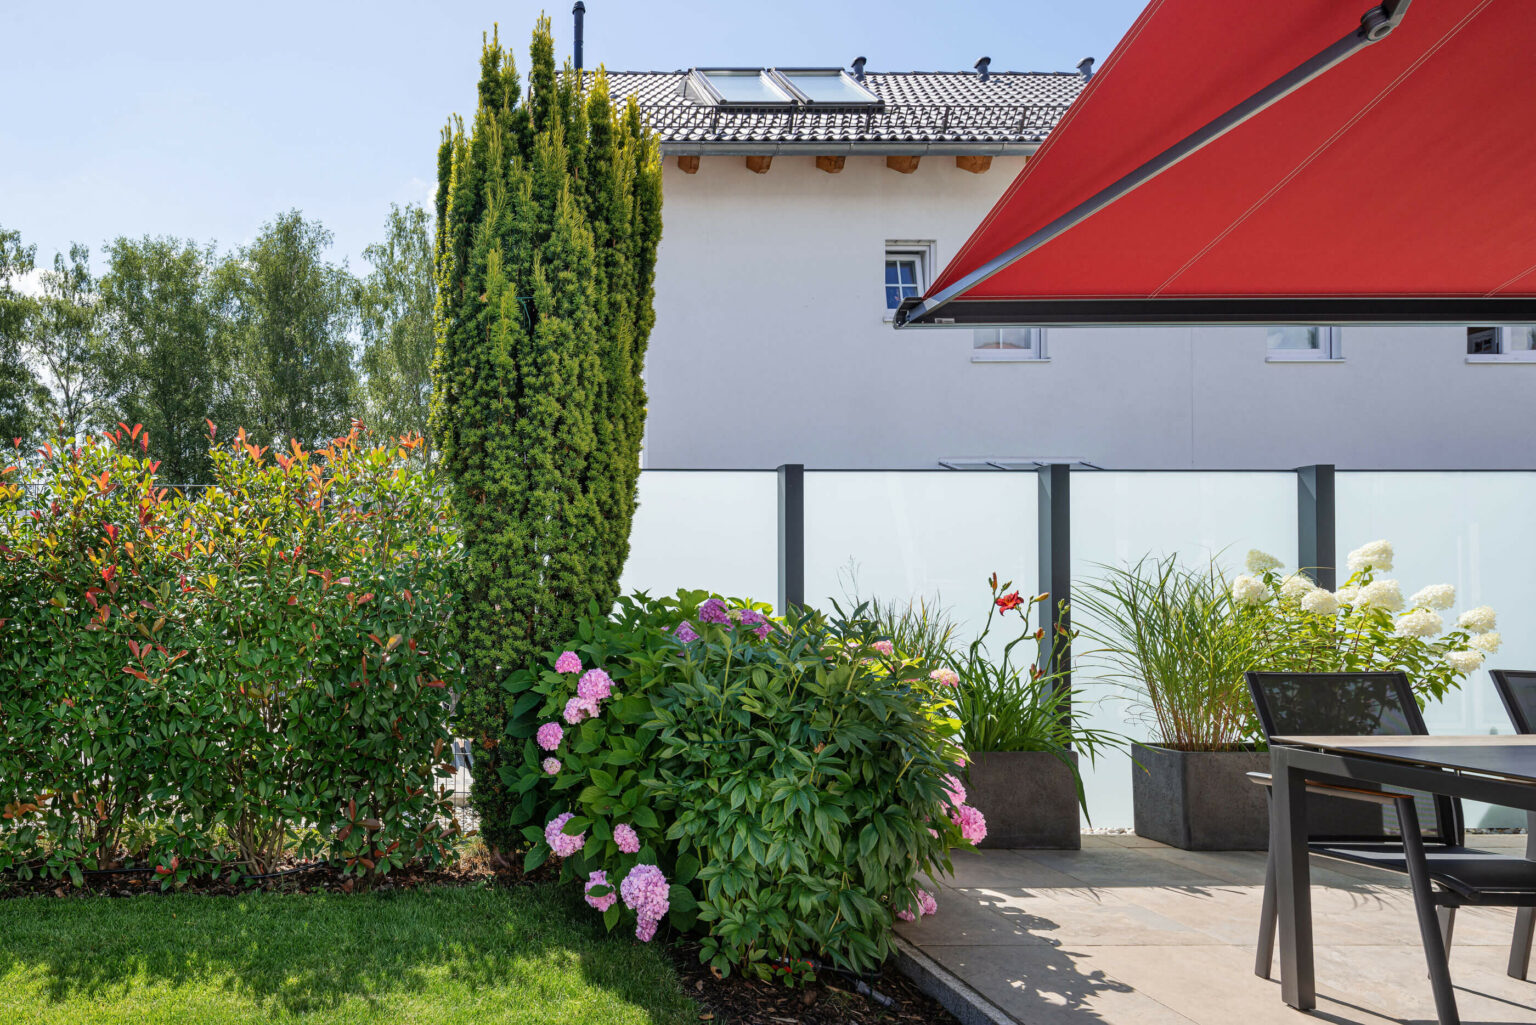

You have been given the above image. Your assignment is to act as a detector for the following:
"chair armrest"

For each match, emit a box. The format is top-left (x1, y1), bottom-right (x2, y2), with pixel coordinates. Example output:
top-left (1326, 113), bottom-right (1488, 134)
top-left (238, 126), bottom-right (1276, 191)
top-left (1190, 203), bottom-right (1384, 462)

top-left (1245, 771), bottom-right (1401, 807)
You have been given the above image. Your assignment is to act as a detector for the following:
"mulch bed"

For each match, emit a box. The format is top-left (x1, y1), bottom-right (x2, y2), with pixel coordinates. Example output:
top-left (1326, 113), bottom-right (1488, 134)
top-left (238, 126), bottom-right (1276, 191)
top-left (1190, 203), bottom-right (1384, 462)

top-left (667, 940), bottom-right (958, 1025)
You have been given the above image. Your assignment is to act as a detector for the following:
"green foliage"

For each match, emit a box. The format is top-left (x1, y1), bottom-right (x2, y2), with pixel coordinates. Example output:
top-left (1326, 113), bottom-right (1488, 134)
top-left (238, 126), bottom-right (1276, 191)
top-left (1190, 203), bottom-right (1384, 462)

top-left (1232, 543), bottom-right (1490, 705)
top-left (215, 210), bottom-right (358, 449)
top-left (0, 426), bottom-right (460, 885)
top-left (944, 578), bottom-right (1120, 815)
top-left (431, 19), bottom-right (663, 851)
top-left (1075, 555), bottom-right (1272, 750)
top-left (31, 243), bottom-right (107, 440)
top-left (0, 225), bottom-right (50, 445)
top-left (358, 203), bottom-right (436, 456)
top-left (97, 235), bottom-right (224, 483)
top-left (509, 591), bottom-right (973, 979)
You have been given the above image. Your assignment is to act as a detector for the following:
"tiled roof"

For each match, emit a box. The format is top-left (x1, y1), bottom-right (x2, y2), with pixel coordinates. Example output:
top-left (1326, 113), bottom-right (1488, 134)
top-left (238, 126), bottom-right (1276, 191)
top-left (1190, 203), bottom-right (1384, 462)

top-left (597, 70), bottom-right (1083, 148)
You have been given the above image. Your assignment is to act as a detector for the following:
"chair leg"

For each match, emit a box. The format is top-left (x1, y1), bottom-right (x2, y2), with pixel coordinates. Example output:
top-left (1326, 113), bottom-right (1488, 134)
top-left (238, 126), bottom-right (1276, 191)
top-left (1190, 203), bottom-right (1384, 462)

top-left (1398, 798), bottom-right (1461, 1025)
top-left (1510, 907), bottom-right (1535, 980)
top-left (1438, 907), bottom-right (1456, 958)
top-left (1257, 846), bottom-right (1278, 979)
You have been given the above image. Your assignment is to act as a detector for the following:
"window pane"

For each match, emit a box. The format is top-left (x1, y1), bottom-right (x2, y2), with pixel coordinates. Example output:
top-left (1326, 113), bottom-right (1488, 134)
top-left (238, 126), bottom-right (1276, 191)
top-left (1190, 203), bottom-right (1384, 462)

top-left (885, 285), bottom-right (902, 309)
top-left (1468, 327), bottom-right (1500, 354)
top-left (1268, 326), bottom-right (1320, 351)
top-left (999, 328), bottom-right (1035, 350)
top-left (898, 261), bottom-right (916, 285)
top-left (700, 70), bottom-right (790, 104)
top-left (973, 328), bottom-right (1000, 349)
top-left (779, 71), bottom-right (878, 105)
top-left (885, 263), bottom-right (898, 285)
top-left (1511, 326), bottom-right (1536, 352)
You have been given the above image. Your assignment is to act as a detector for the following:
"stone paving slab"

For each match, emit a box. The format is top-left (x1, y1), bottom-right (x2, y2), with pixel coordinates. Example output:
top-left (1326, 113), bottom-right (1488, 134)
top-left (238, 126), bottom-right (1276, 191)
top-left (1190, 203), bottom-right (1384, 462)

top-left (899, 837), bottom-right (1536, 1025)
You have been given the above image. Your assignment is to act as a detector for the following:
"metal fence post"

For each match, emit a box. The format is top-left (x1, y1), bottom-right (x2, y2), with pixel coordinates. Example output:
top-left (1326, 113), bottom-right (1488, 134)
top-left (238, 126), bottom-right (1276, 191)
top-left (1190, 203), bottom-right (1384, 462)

top-left (777, 464), bottom-right (804, 613)
top-left (1038, 463), bottom-right (1072, 723)
top-left (1296, 464), bottom-right (1337, 590)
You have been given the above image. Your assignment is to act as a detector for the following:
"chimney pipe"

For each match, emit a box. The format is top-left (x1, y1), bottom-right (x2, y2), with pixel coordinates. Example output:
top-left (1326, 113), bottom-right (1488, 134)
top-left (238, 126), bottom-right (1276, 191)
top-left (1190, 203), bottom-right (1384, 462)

top-left (851, 56), bottom-right (867, 82)
top-left (974, 56), bottom-right (991, 83)
top-left (573, 1), bottom-right (585, 71)
top-left (1077, 57), bottom-right (1094, 80)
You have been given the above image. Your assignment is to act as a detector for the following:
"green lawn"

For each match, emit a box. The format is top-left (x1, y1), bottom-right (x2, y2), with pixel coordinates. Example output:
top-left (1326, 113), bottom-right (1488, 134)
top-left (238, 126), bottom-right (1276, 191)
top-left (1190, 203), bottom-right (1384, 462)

top-left (0, 883), bottom-right (698, 1025)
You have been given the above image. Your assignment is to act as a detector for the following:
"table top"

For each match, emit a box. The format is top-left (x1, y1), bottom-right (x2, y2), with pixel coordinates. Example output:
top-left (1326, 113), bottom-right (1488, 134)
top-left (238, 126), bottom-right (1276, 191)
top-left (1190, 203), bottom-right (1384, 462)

top-left (1272, 734), bottom-right (1536, 784)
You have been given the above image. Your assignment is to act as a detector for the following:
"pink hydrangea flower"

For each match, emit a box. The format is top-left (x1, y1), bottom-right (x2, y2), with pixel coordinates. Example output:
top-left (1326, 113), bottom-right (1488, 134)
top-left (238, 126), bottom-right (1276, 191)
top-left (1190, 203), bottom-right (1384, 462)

top-left (542, 757), bottom-right (562, 775)
top-left (697, 598), bottom-right (730, 625)
top-left (753, 623), bottom-right (772, 640)
top-left (953, 804), bottom-right (987, 844)
top-left (928, 667), bottom-right (960, 687)
top-left (577, 668), bottom-right (613, 703)
top-left (545, 813), bottom-right (586, 858)
top-left (563, 696), bottom-right (598, 724)
top-left (621, 863), bottom-right (670, 942)
top-left (896, 907), bottom-right (916, 922)
top-left (555, 651), bottom-right (582, 674)
top-left (942, 774), bottom-right (966, 809)
top-left (871, 640), bottom-right (895, 656)
top-left (918, 888), bottom-right (938, 917)
top-left (674, 621), bottom-right (699, 643)
top-left (613, 822), bottom-right (640, 853)
top-left (584, 870), bottom-right (617, 912)
top-left (536, 722), bottom-right (564, 751)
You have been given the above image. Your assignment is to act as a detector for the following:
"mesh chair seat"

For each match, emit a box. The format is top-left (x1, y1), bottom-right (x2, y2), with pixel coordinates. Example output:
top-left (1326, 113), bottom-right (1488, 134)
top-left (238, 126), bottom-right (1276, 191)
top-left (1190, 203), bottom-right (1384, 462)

top-left (1311, 842), bottom-right (1536, 900)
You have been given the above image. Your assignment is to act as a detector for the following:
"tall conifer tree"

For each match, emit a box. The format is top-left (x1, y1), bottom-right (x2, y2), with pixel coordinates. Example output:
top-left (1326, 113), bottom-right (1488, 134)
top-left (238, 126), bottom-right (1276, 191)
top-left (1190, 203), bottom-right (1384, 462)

top-left (431, 19), bottom-right (662, 851)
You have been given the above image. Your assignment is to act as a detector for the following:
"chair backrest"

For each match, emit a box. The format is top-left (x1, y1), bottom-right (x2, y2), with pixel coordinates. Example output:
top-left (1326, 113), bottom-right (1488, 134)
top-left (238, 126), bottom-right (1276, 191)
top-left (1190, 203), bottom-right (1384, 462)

top-left (1245, 671), bottom-right (1462, 845)
top-left (1491, 670), bottom-right (1536, 734)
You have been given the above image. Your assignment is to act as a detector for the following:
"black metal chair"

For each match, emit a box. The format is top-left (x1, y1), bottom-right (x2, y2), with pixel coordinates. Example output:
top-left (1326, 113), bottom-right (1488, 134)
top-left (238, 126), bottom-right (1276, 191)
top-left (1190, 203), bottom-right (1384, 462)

top-left (1245, 671), bottom-right (1536, 1017)
top-left (1490, 668), bottom-right (1536, 979)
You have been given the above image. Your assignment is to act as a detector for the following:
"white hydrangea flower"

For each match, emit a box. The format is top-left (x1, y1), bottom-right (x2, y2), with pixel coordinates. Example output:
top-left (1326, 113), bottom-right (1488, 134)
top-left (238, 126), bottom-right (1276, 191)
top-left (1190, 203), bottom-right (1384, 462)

top-left (1245, 549), bottom-right (1283, 575)
top-left (1346, 539), bottom-right (1395, 573)
top-left (1334, 585), bottom-right (1360, 606)
top-left (1279, 573), bottom-right (1316, 600)
top-left (1443, 649), bottom-right (1485, 674)
top-left (1300, 589), bottom-right (1340, 616)
top-left (1408, 584), bottom-right (1455, 611)
top-left (1470, 631), bottom-right (1502, 654)
top-left (1358, 579), bottom-right (1405, 612)
top-left (1231, 575), bottom-right (1267, 606)
top-left (1457, 605), bottom-right (1497, 633)
top-left (1394, 608), bottom-right (1444, 638)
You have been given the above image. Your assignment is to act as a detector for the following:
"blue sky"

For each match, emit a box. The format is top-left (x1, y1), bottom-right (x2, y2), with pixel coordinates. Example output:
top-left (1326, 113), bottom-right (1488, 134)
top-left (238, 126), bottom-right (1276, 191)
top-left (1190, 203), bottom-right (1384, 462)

top-left (3, 0), bottom-right (1145, 272)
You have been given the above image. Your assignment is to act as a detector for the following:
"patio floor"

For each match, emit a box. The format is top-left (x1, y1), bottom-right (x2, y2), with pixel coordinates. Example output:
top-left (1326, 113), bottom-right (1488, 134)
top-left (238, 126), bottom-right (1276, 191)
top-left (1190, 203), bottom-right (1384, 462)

top-left (897, 833), bottom-right (1536, 1025)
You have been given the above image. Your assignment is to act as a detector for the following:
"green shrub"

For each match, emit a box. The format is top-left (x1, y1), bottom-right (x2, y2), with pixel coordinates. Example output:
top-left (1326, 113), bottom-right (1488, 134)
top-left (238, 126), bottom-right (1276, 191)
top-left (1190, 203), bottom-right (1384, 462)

top-left (505, 590), bottom-right (981, 979)
top-left (0, 425), bottom-right (460, 885)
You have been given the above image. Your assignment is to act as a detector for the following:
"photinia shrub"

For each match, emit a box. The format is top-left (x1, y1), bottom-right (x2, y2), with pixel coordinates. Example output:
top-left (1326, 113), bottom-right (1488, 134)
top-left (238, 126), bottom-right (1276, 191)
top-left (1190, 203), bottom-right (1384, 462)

top-left (0, 424), bottom-right (461, 885)
top-left (504, 590), bottom-right (983, 979)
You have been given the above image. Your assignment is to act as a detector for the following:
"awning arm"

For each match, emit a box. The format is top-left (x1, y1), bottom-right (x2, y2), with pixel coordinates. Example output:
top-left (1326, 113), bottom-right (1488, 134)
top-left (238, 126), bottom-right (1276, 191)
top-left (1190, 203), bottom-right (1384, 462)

top-left (898, 0), bottom-right (1413, 327)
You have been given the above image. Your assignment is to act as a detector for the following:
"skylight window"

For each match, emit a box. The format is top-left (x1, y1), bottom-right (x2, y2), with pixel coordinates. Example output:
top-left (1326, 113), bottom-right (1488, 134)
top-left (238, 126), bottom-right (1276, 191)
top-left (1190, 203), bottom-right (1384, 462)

top-left (774, 69), bottom-right (880, 106)
top-left (689, 69), bottom-right (793, 105)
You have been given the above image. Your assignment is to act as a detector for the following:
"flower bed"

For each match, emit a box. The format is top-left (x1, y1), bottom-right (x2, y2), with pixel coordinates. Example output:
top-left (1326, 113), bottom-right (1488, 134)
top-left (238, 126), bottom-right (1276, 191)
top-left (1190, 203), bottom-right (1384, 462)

top-left (502, 591), bottom-right (984, 979)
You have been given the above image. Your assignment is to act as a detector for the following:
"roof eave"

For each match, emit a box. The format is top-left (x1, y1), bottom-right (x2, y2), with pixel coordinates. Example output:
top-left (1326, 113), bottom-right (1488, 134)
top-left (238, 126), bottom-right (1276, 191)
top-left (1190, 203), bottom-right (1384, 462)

top-left (659, 140), bottom-right (1042, 157)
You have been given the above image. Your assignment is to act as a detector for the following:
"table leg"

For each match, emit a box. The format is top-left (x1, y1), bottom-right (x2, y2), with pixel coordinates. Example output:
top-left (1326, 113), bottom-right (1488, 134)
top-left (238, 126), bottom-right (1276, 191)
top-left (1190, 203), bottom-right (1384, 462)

top-left (1273, 757), bottom-right (1315, 1010)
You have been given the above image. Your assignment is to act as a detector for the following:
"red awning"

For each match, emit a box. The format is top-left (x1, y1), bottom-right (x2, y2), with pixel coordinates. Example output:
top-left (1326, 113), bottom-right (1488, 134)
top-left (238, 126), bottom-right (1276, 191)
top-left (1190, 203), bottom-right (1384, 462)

top-left (898, 0), bottom-right (1536, 327)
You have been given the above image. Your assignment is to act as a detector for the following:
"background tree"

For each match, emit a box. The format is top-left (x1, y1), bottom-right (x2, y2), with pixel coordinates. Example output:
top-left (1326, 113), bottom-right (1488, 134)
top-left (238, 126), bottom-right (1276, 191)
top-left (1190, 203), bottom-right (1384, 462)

top-left (97, 236), bottom-right (222, 483)
top-left (358, 203), bottom-right (436, 454)
top-left (431, 20), bottom-right (662, 852)
top-left (0, 226), bottom-right (50, 445)
top-left (31, 243), bottom-right (107, 441)
top-left (216, 210), bottom-right (357, 449)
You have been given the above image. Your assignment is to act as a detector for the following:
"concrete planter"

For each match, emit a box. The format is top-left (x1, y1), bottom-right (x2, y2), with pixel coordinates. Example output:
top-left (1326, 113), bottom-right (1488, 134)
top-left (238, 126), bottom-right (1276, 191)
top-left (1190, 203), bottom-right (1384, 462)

top-left (1130, 742), bottom-right (1269, 851)
top-left (965, 751), bottom-right (1081, 850)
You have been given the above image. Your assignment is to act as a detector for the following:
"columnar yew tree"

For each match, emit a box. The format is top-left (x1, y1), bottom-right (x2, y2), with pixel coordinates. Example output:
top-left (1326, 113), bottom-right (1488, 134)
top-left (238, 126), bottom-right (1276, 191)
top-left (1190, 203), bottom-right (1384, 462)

top-left (431, 19), bottom-right (662, 851)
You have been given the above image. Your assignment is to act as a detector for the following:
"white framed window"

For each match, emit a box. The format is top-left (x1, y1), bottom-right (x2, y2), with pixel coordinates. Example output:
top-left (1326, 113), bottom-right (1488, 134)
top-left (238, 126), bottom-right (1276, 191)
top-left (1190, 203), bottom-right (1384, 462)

top-left (1266, 325), bottom-right (1342, 361)
top-left (972, 327), bottom-right (1046, 362)
top-left (884, 241), bottom-right (934, 319)
top-left (1467, 325), bottom-right (1536, 362)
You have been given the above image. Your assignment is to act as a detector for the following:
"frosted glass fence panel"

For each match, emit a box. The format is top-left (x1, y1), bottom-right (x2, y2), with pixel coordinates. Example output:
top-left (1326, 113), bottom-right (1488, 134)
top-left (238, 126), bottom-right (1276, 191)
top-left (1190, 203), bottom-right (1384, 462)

top-left (803, 472), bottom-right (1037, 641)
top-left (1070, 472), bottom-right (1299, 828)
top-left (620, 471), bottom-right (779, 605)
top-left (1337, 472), bottom-right (1536, 829)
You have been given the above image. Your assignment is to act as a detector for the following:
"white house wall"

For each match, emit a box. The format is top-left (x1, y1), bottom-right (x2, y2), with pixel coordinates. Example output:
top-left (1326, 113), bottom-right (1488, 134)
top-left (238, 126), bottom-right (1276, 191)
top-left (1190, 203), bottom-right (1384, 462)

top-left (645, 154), bottom-right (1536, 470)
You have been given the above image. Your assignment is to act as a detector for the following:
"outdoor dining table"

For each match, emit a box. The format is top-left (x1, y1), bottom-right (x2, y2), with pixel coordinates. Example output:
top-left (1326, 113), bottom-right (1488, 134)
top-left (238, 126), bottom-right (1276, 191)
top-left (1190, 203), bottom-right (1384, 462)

top-left (1269, 734), bottom-right (1536, 1020)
